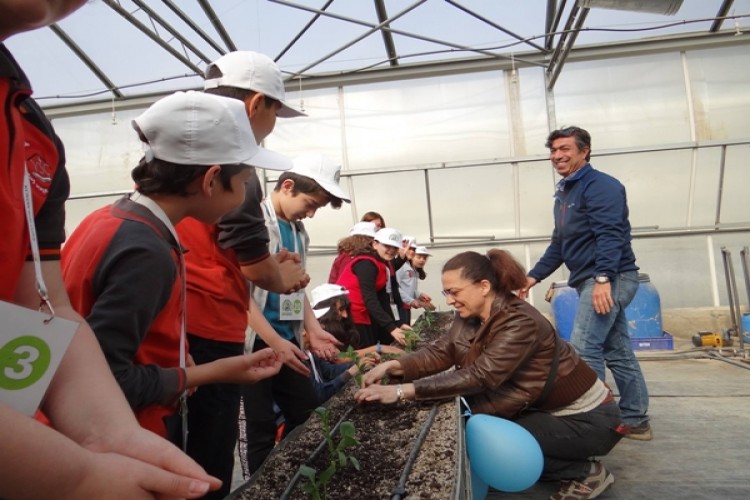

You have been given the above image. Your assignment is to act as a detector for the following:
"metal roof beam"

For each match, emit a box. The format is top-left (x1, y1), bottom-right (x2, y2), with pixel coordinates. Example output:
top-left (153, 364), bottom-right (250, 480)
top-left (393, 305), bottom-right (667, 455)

top-left (374, 0), bottom-right (399, 67)
top-left (546, 4), bottom-right (589, 90)
top-left (275, 0), bottom-right (334, 62)
top-left (286, 0), bottom-right (426, 77)
top-left (49, 25), bottom-right (123, 99)
top-left (130, 0), bottom-right (213, 64)
top-left (197, 0), bottom-right (236, 52)
top-left (271, 0), bottom-right (538, 73)
top-left (102, 0), bottom-right (203, 74)
top-left (160, 0), bottom-right (225, 55)
top-left (710, 0), bottom-right (736, 32)
top-left (445, 0), bottom-right (548, 53)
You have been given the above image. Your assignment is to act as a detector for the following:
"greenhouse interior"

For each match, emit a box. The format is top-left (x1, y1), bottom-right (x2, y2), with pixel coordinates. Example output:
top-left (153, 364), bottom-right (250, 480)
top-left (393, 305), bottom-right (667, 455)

top-left (5, 1), bottom-right (750, 498)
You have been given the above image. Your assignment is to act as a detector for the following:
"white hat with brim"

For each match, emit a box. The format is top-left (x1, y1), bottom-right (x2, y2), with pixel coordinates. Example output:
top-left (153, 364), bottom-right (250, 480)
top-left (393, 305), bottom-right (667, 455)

top-left (349, 221), bottom-right (377, 238)
top-left (311, 284), bottom-right (349, 313)
top-left (415, 246), bottom-right (431, 256)
top-left (374, 228), bottom-right (402, 248)
top-left (289, 153), bottom-right (350, 202)
top-left (132, 91), bottom-right (291, 171)
top-left (203, 51), bottom-right (306, 118)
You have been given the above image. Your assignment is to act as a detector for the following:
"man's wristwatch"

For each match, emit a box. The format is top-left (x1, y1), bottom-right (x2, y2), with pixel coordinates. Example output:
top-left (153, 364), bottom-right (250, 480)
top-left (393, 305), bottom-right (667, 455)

top-left (594, 274), bottom-right (610, 284)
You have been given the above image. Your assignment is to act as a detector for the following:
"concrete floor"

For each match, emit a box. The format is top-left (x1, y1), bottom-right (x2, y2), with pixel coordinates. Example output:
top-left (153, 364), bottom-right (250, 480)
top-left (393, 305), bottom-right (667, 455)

top-left (488, 339), bottom-right (750, 500)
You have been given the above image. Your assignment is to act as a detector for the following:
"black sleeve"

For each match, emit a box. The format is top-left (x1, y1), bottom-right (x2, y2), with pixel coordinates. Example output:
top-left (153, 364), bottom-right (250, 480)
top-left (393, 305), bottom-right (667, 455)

top-left (88, 222), bottom-right (182, 409)
top-left (353, 260), bottom-right (397, 333)
top-left (216, 169), bottom-right (271, 264)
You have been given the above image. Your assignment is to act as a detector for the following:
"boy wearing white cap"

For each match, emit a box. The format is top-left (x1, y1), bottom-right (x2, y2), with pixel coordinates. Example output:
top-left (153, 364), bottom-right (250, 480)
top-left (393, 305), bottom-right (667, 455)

top-left (175, 51), bottom-right (337, 496)
top-left (62, 91), bottom-right (284, 447)
top-left (396, 246), bottom-right (436, 324)
top-left (242, 153), bottom-right (350, 473)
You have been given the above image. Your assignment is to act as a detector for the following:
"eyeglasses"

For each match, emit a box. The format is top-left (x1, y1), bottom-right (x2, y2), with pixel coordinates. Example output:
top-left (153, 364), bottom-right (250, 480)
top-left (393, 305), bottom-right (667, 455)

top-left (441, 287), bottom-right (466, 298)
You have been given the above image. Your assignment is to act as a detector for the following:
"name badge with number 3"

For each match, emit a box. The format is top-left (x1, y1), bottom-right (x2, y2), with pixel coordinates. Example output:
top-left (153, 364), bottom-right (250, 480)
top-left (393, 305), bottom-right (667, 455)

top-left (0, 301), bottom-right (77, 416)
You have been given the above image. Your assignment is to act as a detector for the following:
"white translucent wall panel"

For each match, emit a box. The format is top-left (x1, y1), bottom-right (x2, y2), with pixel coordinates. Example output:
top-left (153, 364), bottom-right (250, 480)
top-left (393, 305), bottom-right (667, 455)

top-left (517, 67), bottom-right (553, 157)
top-left (633, 236), bottom-right (714, 309)
top-left (64, 196), bottom-right (121, 238)
top-left (348, 170), bottom-right (431, 245)
top-left (690, 147), bottom-right (722, 227)
top-left (552, 53), bottom-right (691, 148)
top-left (51, 109), bottom-right (145, 195)
top-left (341, 72), bottom-right (508, 170)
top-left (686, 45), bottom-right (750, 141)
top-left (596, 150), bottom-right (693, 230)
top-left (518, 160), bottom-right (557, 237)
top-left (718, 145), bottom-right (750, 225)
top-left (429, 164), bottom-right (515, 241)
top-left (263, 89), bottom-right (344, 163)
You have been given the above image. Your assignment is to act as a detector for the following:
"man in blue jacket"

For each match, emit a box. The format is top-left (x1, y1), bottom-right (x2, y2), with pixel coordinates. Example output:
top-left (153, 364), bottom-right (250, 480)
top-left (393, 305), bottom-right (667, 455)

top-left (521, 126), bottom-right (651, 441)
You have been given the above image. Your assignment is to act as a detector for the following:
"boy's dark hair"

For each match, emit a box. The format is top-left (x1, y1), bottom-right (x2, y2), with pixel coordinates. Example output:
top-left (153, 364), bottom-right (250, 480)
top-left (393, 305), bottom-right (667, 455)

top-left (132, 157), bottom-right (248, 197)
top-left (316, 296), bottom-right (359, 348)
top-left (274, 171), bottom-right (344, 209)
top-left (545, 126), bottom-right (592, 161)
top-left (204, 66), bottom-right (280, 109)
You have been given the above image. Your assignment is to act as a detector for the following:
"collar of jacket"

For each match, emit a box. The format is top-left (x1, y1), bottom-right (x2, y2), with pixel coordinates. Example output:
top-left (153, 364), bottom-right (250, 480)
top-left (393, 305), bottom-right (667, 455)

top-left (555, 163), bottom-right (592, 194)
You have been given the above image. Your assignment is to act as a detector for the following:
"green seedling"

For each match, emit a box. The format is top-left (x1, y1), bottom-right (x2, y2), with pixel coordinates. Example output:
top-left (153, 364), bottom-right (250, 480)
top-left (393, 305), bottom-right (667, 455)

top-left (338, 345), bottom-right (367, 387)
top-left (402, 328), bottom-right (423, 353)
top-left (300, 407), bottom-right (360, 500)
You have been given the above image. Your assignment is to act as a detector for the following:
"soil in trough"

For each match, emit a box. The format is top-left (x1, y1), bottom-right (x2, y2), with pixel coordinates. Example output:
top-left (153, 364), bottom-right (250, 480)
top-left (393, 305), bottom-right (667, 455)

top-left (234, 312), bottom-right (457, 500)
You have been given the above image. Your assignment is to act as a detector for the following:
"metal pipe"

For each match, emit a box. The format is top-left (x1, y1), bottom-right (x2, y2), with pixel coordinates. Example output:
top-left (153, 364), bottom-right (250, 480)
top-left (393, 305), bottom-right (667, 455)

top-left (160, 0), bottom-right (226, 54)
top-left (197, 0), bottom-right (236, 52)
top-left (374, 0), bottom-right (400, 66)
top-left (710, 0), bottom-right (736, 32)
top-left (275, 0), bottom-right (334, 62)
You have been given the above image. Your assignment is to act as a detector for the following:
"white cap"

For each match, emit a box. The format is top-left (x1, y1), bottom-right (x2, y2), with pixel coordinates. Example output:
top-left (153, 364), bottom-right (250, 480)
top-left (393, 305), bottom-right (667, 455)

top-left (132, 91), bottom-right (291, 171)
top-left (204, 51), bottom-right (305, 118)
top-left (349, 221), bottom-right (377, 238)
top-left (374, 228), bottom-right (402, 248)
top-left (402, 235), bottom-right (416, 248)
top-left (289, 153), bottom-right (350, 202)
top-left (414, 246), bottom-right (431, 256)
top-left (311, 284), bottom-right (349, 318)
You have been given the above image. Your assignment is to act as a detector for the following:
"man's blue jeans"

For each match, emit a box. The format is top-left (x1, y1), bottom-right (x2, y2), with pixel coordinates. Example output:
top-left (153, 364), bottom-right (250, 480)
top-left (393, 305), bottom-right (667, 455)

top-left (572, 271), bottom-right (649, 425)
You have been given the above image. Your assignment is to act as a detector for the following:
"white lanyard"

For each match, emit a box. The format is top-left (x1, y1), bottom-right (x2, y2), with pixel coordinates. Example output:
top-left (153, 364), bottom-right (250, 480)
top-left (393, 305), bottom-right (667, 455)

top-left (22, 168), bottom-right (54, 321)
top-left (130, 192), bottom-right (189, 450)
top-left (306, 349), bottom-right (322, 383)
top-left (262, 197), bottom-right (300, 254)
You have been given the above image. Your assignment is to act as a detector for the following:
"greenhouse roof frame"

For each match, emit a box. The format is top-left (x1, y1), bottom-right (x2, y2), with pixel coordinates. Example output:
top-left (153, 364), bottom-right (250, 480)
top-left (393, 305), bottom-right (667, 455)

top-left (6, 0), bottom-right (749, 113)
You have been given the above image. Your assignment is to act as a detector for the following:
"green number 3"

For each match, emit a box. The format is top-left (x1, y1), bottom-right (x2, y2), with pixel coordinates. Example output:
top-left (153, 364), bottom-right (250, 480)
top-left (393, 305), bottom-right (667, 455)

top-left (0, 336), bottom-right (51, 390)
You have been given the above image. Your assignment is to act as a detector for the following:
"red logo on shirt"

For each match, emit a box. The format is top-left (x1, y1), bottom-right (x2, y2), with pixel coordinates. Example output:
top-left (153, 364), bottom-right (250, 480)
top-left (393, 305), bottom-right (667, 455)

top-left (27, 153), bottom-right (52, 194)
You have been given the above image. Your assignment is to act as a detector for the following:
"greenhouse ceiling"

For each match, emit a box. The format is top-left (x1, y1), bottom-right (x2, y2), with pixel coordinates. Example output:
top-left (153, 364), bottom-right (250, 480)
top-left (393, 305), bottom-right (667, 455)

top-left (6, 0), bottom-right (750, 112)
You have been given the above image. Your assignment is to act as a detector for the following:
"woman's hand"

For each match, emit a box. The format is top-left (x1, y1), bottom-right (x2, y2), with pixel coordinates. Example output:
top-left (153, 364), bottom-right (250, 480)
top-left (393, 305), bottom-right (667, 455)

top-left (355, 383), bottom-right (414, 405)
top-left (361, 359), bottom-right (401, 387)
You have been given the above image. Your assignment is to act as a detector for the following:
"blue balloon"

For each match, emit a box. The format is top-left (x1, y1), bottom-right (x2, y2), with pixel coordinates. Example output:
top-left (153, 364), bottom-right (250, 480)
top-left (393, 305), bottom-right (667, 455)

top-left (470, 464), bottom-right (489, 500)
top-left (465, 414), bottom-right (544, 492)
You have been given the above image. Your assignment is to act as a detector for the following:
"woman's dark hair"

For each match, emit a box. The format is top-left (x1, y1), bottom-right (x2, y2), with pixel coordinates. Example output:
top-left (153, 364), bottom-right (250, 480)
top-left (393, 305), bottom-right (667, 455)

top-left (132, 157), bottom-right (247, 197)
top-left (337, 234), bottom-right (374, 254)
top-left (351, 238), bottom-right (379, 258)
top-left (274, 172), bottom-right (343, 209)
top-left (361, 211), bottom-right (385, 227)
top-left (442, 249), bottom-right (527, 296)
top-left (316, 296), bottom-right (359, 348)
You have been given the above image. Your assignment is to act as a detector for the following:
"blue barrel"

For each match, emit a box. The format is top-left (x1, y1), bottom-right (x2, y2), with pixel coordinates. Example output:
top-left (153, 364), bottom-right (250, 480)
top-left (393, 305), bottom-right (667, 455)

top-left (550, 281), bottom-right (578, 341)
top-left (549, 274), bottom-right (662, 340)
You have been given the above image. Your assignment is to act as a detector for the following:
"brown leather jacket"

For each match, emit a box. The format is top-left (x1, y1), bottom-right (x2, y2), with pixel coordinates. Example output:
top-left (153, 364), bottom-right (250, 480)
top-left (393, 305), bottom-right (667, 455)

top-left (399, 295), bottom-right (597, 418)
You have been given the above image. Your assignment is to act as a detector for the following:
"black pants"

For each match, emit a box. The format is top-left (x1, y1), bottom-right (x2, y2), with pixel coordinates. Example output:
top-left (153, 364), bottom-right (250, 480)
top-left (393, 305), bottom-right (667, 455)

top-left (185, 334), bottom-right (244, 500)
top-left (398, 306), bottom-right (411, 325)
top-left (514, 399), bottom-right (623, 481)
top-left (242, 338), bottom-right (318, 474)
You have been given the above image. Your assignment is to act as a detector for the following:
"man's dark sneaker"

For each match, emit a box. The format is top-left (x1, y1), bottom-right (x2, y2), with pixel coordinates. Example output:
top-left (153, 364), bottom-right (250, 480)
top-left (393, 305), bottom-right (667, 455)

top-left (615, 421), bottom-right (652, 441)
top-left (550, 462), bottom-right (615, 500)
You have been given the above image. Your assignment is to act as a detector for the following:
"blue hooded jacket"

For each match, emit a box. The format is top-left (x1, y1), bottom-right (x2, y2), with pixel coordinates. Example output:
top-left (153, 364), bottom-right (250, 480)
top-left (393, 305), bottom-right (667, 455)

top-left (528, 164), bottom-right (638, 288)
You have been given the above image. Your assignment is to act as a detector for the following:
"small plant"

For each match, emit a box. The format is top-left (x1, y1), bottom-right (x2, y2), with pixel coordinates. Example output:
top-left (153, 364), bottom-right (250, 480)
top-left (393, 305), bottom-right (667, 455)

top-left (300, 406), bottom-right (360, 500)
top-left (338, 345), bottom-right (367, 387)
top-left (402, 328), bottom-right (423, 353)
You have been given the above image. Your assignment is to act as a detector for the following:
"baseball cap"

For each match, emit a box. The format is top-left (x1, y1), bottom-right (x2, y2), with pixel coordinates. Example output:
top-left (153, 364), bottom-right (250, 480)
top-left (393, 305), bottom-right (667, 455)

top-left (311, 284), bottom-right (349, 318)
top-left (203, 51), bottom-right (306, 118)
top-left (289, 154), bottom-right (350, 202)
top-left (402, 235), bottom-right (416, 248)
top-left (374, 228), bottom-right (402, 248)
top-left (414, 246), bottom-right (432, 256)
top-left (349, 221), bottom-right (377, 238)
top-left (132, 91), bottom-right (291, 171)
